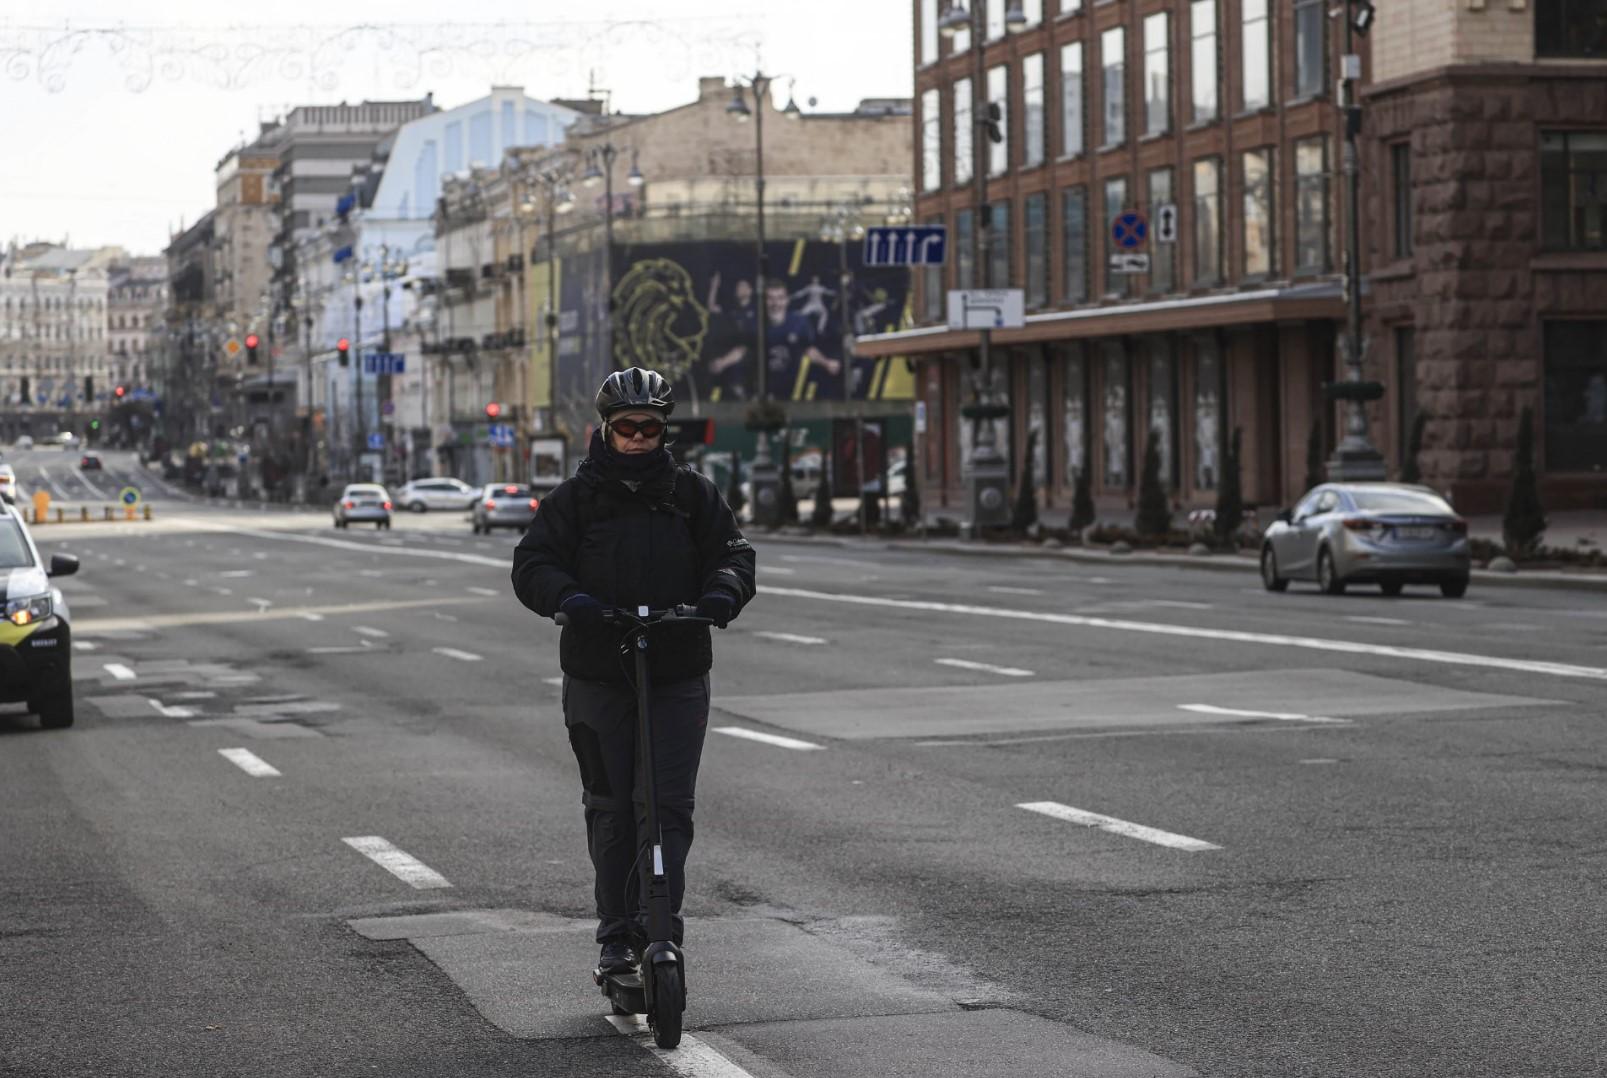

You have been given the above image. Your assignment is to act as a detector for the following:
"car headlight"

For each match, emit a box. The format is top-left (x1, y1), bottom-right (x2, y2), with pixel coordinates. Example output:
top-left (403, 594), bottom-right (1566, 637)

top-left (6, 594), bottom-right (51, 626)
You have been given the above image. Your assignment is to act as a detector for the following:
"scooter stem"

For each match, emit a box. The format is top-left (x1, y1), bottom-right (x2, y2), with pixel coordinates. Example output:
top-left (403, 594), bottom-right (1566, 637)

top-left (632, 630), bottom-right (674, 946)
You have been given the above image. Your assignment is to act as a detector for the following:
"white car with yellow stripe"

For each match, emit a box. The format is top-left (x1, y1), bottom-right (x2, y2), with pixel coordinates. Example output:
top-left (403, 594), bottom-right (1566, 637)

top-left (0, 502), bottom-right (79, 728)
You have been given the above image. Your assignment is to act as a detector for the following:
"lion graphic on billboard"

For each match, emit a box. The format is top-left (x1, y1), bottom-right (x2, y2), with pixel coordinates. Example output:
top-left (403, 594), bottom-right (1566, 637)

top-left (610, 259), bottom-right (709, 394)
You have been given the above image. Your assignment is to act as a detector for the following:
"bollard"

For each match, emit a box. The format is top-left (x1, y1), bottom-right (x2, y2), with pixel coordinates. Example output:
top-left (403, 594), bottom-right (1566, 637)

top-left (81, 506), bottom-right (89, 522)
top-left (32, 490), bottom-right (49, 525)
top-left (54, 507), bottom-right (63, 523)
top-left (124, 505), bottom-right (136, 521)
top-left (143, 504), bottom-right (152, 521)
top-left (104, 505), bottom-right (113, 521)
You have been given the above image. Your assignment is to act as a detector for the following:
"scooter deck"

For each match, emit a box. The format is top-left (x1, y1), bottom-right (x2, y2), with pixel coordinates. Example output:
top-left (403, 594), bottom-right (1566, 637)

top-left (594, 968), bottom-right (647, 1015)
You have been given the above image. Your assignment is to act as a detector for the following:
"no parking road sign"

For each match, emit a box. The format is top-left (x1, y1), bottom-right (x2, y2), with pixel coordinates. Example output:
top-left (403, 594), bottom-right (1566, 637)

top-left (118, 486), bottom-right (141, 506)
top-left (1111, 211), bottom-right (1148, 249)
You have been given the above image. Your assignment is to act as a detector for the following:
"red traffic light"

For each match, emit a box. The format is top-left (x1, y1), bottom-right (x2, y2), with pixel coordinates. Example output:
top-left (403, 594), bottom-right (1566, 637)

top-left (114, 385), bottom-right (126, 398)
top-left (244, 333), bottom-right (260, 349)
top-left (337, 337), bottom-right (349, 350)
top-left (485, 402), bottom-right (501, 419)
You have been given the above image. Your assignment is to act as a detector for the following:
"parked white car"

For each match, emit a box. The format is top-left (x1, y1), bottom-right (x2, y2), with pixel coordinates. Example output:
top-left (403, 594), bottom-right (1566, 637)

top-left (394, 477), bottom-right (478, 512)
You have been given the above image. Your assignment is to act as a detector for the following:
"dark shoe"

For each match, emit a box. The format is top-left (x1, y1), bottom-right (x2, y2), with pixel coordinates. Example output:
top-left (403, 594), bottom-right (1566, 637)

top-left (597, 941), bottom-right (638, 975)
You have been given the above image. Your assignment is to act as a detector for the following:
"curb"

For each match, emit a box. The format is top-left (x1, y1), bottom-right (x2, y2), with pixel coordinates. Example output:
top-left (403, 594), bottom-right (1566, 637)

top-left (748, 529), bottom-right (1607, 593)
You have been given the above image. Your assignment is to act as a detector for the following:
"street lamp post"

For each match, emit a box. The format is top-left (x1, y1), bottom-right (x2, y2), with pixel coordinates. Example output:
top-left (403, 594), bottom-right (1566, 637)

top-left (940, 0), bottom-right (1024, 531)
top-left (1325, 0), bottom-right (1386, 481)
top-left (728, 71), bottom-right (801, 527)
top-left (584, 143), bottom-right (646, 370)
top-left (519, 163), bottom-right (575, 446)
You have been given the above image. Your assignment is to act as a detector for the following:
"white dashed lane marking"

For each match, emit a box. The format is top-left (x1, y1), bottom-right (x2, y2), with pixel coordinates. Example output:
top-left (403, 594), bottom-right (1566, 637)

top-left (1345, 615), bottom-right (1410, 626)
top-left (935, 657), bottom-right (1034, 677)
top-left (219, 748), bottom-right (280, 777)
top-left (433, 647), bottom-right (483, 662)
top-left (351, 626), bottom-right (389, 638)
top-left (1018, 801), bottom-right (1221, 852)
top-left (103, 663), bottom-right (136, 681)
top-left (465, 586), bottom-right (499, 597)
top-left (713, 726), bottom-right (824, 751)
top-left (752, 631), bottom-right (828, 646)
top-left (1178, 703), bottom-right (1349, 725)
top-left (342, 836), bottom-right (452, 889)
top-left (987, 585), bottom-right (1043, 595)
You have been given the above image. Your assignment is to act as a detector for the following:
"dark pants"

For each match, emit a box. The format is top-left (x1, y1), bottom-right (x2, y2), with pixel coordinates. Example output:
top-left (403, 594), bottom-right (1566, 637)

top-left (563, 674), bottom-right (710, 947)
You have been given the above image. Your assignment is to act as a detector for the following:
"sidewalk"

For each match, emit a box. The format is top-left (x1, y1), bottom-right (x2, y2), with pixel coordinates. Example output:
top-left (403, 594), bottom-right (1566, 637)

top-left (748, 508), bottom-right (1607, 593)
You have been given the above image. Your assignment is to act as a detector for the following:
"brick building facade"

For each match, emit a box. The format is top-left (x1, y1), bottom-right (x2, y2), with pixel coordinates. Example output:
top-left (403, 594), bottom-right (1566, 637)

top-left (860, 0), bottom-right (1605, 525)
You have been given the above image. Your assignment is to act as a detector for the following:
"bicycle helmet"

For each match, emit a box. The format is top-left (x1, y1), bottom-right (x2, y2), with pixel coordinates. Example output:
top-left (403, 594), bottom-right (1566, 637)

top-left (595, 367), bottom-right (675, 418)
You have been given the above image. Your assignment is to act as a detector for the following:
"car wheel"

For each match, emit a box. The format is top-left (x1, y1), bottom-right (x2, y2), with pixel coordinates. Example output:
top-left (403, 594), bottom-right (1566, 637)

top-left (1260, 546), bottom-right (1289, 592)
top-left (1318, 548), bottom-right (1346, 595)
top-left (36, 689), bottom-right (74, 729)
top-left (1380, 580), bottom-right (1404, 597)
top-left (409, 501), bottom-right (426, 513)
top-left (1440, 576), bottom-right (1469, 599)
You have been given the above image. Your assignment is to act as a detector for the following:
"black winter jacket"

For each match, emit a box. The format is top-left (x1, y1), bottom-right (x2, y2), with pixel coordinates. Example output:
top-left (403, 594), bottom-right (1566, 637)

top-left (510, 448), bottom-right (756, 685)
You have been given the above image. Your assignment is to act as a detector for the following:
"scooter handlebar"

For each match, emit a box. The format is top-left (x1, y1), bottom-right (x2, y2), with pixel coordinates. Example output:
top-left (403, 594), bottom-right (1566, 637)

top-left (554, 603), bottom-right (712, 627)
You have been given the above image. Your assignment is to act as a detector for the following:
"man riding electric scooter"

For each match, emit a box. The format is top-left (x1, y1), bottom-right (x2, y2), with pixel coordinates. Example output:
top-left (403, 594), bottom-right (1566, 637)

top-left (510, 367), bottom-right (756, 1044)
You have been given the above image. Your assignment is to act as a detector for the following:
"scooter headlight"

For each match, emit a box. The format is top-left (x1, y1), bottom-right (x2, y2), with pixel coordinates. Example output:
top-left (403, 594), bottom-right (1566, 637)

top-left (6, 594), bottom-right (51, 626)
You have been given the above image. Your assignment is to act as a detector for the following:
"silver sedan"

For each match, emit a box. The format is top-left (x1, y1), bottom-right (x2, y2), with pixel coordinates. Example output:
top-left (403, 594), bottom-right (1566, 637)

top-left (1260, 483), bottom-right (1471, 598)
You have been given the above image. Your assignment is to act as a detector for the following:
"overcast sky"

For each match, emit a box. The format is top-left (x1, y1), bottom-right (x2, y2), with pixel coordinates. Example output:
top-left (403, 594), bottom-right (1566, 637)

top-left (1, 2), bottom-right (914, 257)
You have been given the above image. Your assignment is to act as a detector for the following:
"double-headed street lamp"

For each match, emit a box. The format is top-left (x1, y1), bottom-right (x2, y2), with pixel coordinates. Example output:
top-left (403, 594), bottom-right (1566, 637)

top-left (517, 164), bottom-right (575, 440)
top-left (582, 141), bottom-right (646, 369)
top-left (727, 70), bottom-right (801, 526)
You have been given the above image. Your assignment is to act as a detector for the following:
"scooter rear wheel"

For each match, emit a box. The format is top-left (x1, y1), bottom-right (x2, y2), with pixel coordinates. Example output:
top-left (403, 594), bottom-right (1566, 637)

top-left (649, 964), bottom-right (683, 1049)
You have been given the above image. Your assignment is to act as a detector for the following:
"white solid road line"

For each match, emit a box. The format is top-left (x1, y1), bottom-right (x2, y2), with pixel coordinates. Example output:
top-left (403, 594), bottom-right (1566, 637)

top-left (1178, 703), bottom-right (1349, 724)
top-left (1344, 615), bottom-right (1411, 626)
top-left (752, 630), bottom-right (828, 646)
top-left (713, 726), bottom-right (824, 751)
top-left (218, 748), bottom-right (280, 777)
top-left (103, 662), bottom-right (136, 680)
top-left (342, 836), bottom-right (452, 890)
top-left (351, 625), bottom-right (389, 638)
top-left (433, 647), bottom-right (483, 662)
top-left (465, 586), bottom-right (499, 596)
top-left (935, 657), bottom-right (1035, 677)
top-left (1017, 801), bottom-right (1222, 852)
top-left (606, 1017), bottom-right (762, 1078)
top-left (765, 586), bottom-right (1607, 682)
top-left (988, 585), bottom-right (1044, 595)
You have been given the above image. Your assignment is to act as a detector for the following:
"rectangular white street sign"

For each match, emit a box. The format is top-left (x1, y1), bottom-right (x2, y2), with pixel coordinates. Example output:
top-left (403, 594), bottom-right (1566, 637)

top-left (1108, 252), bottom-right (1151, 274)
top-left (946, 289), bottom-right (1025, 330)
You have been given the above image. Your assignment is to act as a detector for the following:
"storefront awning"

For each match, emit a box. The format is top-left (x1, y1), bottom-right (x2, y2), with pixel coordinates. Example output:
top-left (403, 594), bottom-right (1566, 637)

top-left (853, 281), bottom-right (1347, 359)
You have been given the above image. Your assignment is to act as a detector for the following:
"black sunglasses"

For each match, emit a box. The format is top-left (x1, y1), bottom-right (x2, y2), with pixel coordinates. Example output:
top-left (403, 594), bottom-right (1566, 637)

top-left (611, 418), bottom-right (665, 439)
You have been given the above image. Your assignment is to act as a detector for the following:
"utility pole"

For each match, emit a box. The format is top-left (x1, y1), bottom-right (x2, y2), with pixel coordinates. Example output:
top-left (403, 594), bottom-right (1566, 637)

top-left (354, 291), bottom-right (365, 481)
top-left (1325, 0), bottom-right (1385, 480)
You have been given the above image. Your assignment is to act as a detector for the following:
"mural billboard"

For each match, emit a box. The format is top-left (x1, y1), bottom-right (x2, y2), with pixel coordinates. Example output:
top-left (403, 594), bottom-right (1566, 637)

top-left (605, 240), bottom-right (913, 406)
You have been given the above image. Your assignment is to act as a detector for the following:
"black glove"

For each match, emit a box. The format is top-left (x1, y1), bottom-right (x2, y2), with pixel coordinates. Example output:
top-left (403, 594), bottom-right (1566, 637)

top-left (696, 592), bottom-right (737, 629)
top-left (559, 592), bottom-right (608, 630)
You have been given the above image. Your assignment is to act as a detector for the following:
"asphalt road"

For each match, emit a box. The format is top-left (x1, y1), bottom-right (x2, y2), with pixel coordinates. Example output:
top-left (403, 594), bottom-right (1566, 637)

top-left (3, 450), bottom-right (1604, 1078)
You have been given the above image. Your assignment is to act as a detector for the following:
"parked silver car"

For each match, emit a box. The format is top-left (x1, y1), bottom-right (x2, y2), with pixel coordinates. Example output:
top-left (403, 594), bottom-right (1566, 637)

top-left (394, 476), bottom-right (478, 513)
top-left (472, 483), bottom-right (540, 534)
top-left (1261, 483), bottom-right (1471, 598)
top-left (334, 483), bottom-right (392, 530)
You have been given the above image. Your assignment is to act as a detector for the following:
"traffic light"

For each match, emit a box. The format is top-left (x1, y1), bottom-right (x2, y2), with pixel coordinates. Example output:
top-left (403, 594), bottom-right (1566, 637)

top-left (114, 384), bottom-right (126, 399)
top-left (20, 376), bottom-right (29, 403)
top-left (337, 338), bottom-right (350, 367)
top-left (485, 402), bottom-right (502, 419)
top-left (245, 333), bottom-right (260, 366)
top-left (89, 419), bottom-right (100, 432)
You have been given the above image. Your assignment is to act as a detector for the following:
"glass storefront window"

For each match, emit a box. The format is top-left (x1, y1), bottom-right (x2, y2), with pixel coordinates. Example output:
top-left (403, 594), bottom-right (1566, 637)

top-left (1147, 339), bottom-right (1177, 487)
top-left (1063, 347), bottom-right (1088, 487)
top-left (1194, 338), bottom-right (1221, 490)
top-left (1102, 343), bottom-right (1131, 489)
top-left (1544, 320), bottom-right (1607, 472)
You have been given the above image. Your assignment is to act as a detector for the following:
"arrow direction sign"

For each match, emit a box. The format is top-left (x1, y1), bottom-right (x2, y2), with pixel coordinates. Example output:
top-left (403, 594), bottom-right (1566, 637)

top-left (864, 225), bottom-right (947, 266)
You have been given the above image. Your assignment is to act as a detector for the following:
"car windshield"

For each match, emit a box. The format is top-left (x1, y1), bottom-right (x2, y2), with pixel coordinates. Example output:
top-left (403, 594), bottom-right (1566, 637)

top-left (1349, 489), bottom-right (1454, 514)
top-left (0, 520), bottom-right (35, 569)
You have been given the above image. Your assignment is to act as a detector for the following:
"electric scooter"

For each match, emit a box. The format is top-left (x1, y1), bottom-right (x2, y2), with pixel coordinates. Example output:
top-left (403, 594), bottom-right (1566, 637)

top-left (554, 603), bottom-right (711, 1050)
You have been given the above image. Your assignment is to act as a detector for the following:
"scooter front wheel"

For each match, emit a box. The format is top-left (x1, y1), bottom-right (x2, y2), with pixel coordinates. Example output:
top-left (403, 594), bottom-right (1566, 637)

top-left (649, 964), bottom-right (683, 1049)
